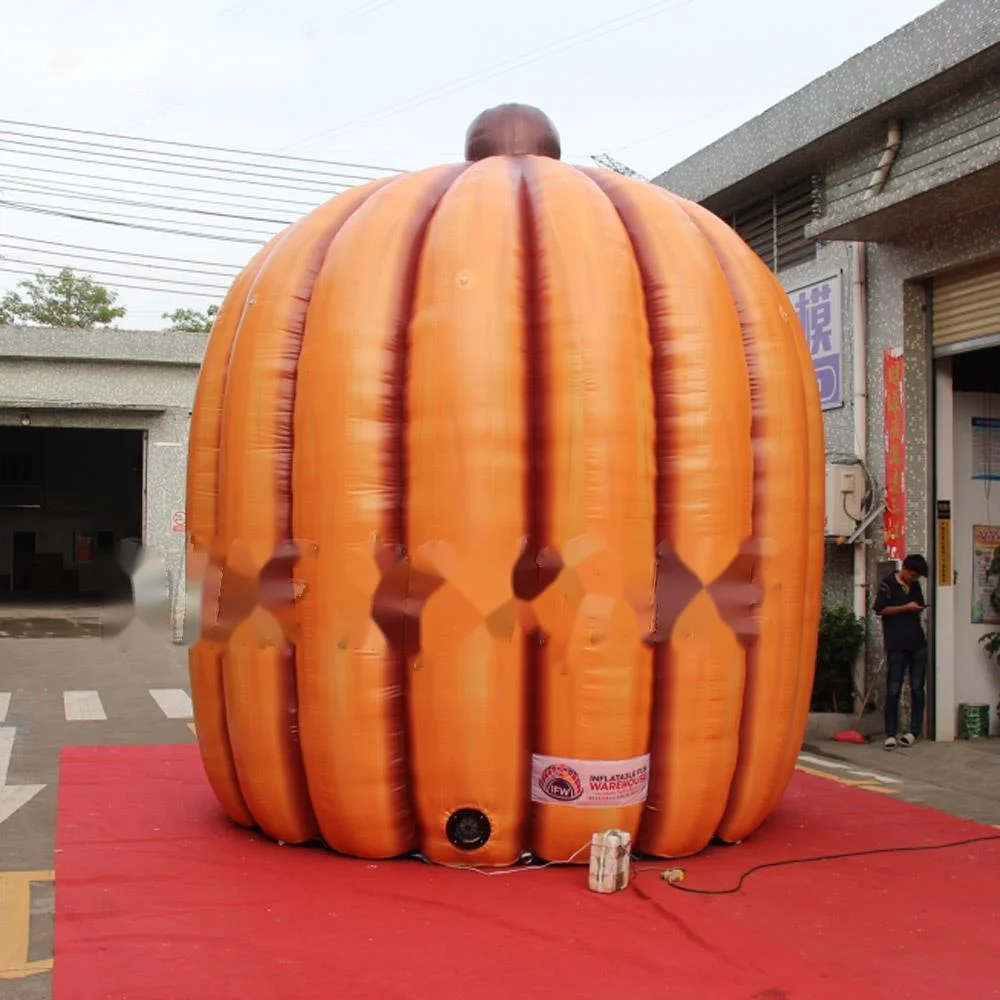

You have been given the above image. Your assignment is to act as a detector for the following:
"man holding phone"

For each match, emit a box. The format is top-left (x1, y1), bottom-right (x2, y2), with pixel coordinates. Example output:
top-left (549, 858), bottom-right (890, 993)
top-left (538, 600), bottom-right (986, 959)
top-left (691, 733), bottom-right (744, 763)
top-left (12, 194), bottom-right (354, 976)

top-left (873, 553), bottom-right (930, 750)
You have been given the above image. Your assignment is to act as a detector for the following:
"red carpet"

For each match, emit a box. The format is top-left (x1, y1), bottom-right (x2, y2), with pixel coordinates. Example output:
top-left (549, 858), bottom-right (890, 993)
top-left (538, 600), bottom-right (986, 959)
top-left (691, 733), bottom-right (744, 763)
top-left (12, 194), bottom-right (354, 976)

top-left (53, 745), bottom-right (1000, 1000)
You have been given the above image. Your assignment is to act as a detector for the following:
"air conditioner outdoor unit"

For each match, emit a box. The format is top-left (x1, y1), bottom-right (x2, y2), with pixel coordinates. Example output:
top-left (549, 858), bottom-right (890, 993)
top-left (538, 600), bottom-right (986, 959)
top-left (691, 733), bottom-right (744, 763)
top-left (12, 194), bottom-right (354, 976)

top-left (824, 463), bottom-right (863, 538)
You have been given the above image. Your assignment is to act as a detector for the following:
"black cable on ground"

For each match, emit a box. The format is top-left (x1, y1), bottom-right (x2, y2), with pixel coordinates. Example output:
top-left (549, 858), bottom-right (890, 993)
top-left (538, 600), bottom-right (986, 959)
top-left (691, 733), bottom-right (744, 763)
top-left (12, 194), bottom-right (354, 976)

top-left (634, 832), bottom-right (1000, 896)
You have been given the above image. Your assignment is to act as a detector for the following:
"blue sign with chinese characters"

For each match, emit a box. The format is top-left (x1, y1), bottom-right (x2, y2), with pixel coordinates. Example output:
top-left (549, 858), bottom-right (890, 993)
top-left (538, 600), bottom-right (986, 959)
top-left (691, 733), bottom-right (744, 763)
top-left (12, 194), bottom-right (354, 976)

top-left (790, 274), bottom-right (843, 411)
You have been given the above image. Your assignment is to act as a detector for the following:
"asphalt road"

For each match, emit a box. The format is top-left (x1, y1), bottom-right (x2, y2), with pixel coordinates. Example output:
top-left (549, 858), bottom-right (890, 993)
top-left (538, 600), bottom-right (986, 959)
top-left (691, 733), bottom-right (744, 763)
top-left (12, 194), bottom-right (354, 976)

top-left (0, 606), bottom-right (193, 1000)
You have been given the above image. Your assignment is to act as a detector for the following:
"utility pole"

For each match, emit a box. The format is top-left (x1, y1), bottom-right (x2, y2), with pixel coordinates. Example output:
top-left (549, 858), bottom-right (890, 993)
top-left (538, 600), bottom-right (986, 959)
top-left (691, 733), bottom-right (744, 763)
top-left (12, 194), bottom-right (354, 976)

top-left (589, 153), bottom-right (648, 181)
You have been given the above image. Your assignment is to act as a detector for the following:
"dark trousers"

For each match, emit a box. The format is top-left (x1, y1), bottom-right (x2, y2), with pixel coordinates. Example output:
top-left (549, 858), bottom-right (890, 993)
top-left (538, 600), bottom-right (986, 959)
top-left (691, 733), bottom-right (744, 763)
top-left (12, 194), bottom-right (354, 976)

top-left (885, 647), bottom-right (927, 737)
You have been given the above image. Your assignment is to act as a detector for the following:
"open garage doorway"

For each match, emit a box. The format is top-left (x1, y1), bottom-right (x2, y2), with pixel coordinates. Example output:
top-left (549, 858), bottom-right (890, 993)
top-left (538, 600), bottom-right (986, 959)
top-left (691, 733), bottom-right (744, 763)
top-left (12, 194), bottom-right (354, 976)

top-left (933, 343), bottom-right (1000, 738)
top-left (0, 426), bottom-right (144, 606)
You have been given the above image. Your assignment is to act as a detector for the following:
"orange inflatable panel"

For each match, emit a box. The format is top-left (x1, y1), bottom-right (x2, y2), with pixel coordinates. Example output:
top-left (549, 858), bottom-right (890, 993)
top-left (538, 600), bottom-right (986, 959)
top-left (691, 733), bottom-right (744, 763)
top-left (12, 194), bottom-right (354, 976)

top-left (186, 104), bottom-right (825, 866)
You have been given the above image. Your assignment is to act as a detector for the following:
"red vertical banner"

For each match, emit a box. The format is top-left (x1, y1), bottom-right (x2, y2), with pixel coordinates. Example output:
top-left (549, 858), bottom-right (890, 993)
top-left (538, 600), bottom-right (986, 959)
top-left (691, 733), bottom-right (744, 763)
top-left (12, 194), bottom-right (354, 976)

top-left (883, 346), bottom-right (907, 560)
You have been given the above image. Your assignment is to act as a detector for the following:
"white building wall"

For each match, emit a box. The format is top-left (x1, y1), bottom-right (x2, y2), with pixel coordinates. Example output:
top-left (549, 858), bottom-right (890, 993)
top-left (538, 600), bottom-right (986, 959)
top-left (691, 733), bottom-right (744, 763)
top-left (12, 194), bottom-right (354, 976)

top-left (0, 326), bottom-right (206, 642)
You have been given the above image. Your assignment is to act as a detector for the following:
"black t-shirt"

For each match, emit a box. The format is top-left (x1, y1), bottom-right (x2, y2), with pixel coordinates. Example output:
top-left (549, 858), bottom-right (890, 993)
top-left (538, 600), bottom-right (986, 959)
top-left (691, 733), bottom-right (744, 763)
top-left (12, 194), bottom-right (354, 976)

top-left (873, 573), bottom-right (927, 651)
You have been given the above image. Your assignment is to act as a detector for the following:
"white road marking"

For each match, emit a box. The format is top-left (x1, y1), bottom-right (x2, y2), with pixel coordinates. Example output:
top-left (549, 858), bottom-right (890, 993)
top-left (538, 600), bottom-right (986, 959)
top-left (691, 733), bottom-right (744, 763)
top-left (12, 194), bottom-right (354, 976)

top-left (149, 689), bottom-right (193, 720)
top-left (63, 691), bottom-right (107, 722)
top-left (798, 753), bottom-right (901, 784)
top-left (0, 693), bottom-right (9, 723)
top-left (0, 727), bottom-right (13, 787)
top-left (0, 727), bottom-right (46, 825)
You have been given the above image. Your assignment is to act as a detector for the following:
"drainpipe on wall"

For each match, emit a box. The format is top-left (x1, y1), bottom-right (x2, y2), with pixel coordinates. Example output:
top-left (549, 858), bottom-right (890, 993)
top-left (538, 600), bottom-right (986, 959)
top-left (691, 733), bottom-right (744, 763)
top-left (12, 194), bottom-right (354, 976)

top-left (852, 118), bottom-right (901, 709)
top-left (852, 240), bottom-right (869, 714)
top-left (851, 118), bottom-right (903, 712)
top-left (865, 120), bottom-right (902, 198)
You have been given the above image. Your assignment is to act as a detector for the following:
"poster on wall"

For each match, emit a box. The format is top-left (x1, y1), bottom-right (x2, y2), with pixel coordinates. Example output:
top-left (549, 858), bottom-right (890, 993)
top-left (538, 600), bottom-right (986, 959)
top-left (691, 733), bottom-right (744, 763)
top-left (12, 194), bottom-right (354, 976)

top-left (790, 274), bottom-right (843, 411)
top-left (971, 524), bottom-right (1000, 625)
top-left (883, 347), bottom-right (907, 561)
top-left (936, 500), bottom-right (953, 588)
top-left (971, 417), bottom-right (1000, 481)
top-left (74, 533), bottom-right (93, 564)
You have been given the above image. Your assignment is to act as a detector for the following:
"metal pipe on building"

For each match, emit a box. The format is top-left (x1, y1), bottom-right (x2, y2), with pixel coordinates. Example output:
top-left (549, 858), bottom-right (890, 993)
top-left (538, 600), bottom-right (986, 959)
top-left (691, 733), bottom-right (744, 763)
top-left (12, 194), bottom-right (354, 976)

top-left (851, 240), bottom-right (869, 712)
top-left (865, 119), bottom-right (902, 199)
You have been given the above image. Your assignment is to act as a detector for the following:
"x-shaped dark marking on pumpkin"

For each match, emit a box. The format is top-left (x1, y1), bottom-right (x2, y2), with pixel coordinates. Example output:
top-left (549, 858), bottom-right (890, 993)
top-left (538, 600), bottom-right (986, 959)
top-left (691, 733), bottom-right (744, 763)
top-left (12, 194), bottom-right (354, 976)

top-left (369, 542), bottom-right (448, 663)
top-left (184, 532), bottom-right (763, 652)
top-left (370, 537), bottom-right (563, 659)
top-left (195, 538), bottom-right (320, 647)
top-left (369, 536), bottom-right (763, 656)
top-left (643, 540), bottom-right (763, 649)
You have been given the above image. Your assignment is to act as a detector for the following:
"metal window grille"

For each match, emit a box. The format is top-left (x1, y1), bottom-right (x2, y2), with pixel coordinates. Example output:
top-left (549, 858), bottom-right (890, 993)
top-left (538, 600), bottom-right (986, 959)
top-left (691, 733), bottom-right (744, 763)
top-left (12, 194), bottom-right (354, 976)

top-left (723, 176), bottom-right (822, 273)
top-left (0, 449), bottom-right (43, 508)
top-left (0, 452), bottom-right (38, 487)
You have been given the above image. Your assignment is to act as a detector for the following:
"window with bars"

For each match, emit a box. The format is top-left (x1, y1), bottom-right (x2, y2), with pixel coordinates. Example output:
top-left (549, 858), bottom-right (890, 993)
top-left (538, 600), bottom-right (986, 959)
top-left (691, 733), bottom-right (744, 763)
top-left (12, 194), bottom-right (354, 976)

top-left (0, 451), bottom-right (42, 508)
top-left (720, 177), bottom-right (821, 273)
top-left (0, 452), bottom-right (38, 487)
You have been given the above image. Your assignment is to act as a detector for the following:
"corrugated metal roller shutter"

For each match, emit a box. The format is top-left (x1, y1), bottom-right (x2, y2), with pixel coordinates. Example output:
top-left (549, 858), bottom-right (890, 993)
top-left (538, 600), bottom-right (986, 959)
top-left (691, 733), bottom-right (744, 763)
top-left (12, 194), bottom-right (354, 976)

top-left (932, 257), bottom-right (1000, 351)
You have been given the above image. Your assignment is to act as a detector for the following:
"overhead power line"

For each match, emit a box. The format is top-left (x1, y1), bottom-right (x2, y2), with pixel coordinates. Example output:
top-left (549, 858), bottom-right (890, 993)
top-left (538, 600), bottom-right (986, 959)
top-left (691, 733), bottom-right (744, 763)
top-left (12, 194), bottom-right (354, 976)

top-left (0, 266), bottom-right (228, 300)
top-left (287, 0), bottom-right (701, 150)
top-left (0, 138), bottom-right (381, 195)
top-left (0, 201), bottom-right (269, 245)
top-left (0, 256), bottom-right (231, 291)
top-left (0, 120), bottom-right (405, 176)
top-left (343, 0), bottom-right (398, 15)
top-left (0, 164), bottom-right (323, 212)
top-left (0, 248), bottom-right (238, 279)
top-left (0, 234), bottom-right (242, 271)
top-left (0, 178), bottom-right (297, 227)
top-left (0, 10), bottom-right (410, 315)
top-left (0, 129), bottom-right (392, 186)
top-left (1, 199), bottom-right (275, 239)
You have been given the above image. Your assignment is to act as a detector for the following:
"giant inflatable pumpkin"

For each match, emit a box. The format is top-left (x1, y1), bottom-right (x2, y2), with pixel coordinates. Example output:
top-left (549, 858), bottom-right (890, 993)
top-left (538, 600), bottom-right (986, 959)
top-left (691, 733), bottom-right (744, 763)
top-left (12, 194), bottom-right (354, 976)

top-left (186, 104), bottom-right (825, 868)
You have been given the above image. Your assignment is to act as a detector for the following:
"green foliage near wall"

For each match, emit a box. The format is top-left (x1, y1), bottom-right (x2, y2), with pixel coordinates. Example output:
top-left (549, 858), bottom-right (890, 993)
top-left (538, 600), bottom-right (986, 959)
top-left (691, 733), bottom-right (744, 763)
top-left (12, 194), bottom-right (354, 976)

top-left (812, 603), bottom-right (867, 713)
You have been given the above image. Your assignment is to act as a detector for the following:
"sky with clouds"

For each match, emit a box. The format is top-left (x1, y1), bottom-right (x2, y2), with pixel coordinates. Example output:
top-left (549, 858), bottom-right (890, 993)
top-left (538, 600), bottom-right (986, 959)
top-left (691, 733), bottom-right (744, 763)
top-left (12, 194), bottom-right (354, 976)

top-left (1, 0), bottom-right (943, 328)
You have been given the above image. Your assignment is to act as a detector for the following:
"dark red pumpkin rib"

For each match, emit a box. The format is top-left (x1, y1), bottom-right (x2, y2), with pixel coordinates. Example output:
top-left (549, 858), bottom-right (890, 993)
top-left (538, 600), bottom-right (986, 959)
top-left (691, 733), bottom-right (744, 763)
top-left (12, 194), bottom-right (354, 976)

top-left (760, 267), bottom-right (826, 818)
top-left (372, 163), bottom-right (470, 840)
top-left (385, 167), bottom-right (471, 554)
top-left (187, 242), bottom-right (277, 829)
top-left (520, 156), bottom-right (657, 862)
top-left (517, 159), bottom-right (549, 844)
top-left (215, 178), bottom-right (396, 843)
top-left (291, 165), bottom-right (468, 859)
top-left (578, 168), bottom-right (670, 853)
top-left (581, 168), bottom-right (754, 857)
top-left (403, 159), bottom-right (535, 864)
top-left (671, 196), bottom-right (813, 844)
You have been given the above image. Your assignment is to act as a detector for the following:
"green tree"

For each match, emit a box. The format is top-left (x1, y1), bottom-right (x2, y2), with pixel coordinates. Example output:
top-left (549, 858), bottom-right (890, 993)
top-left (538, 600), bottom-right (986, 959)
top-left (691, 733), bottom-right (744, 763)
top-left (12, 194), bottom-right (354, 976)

top-left (0, 268), bottom-right (126, 328)
top-left (163, 304), bottom-right (218, 332)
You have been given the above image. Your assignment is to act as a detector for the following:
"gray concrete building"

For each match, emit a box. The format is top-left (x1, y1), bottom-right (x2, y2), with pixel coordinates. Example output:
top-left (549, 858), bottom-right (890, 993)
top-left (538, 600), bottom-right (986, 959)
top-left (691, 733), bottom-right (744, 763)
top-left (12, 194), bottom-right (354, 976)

top-left (0, 325), bottom-right (204, 639)
top-left (655, 0), bottom-right (1000, 739)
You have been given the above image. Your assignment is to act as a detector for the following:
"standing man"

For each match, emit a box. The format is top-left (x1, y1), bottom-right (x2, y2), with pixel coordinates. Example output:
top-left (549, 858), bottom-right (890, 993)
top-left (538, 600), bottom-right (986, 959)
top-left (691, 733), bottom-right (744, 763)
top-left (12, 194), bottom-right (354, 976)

top-left (873, 554), bottom-right (930, 750)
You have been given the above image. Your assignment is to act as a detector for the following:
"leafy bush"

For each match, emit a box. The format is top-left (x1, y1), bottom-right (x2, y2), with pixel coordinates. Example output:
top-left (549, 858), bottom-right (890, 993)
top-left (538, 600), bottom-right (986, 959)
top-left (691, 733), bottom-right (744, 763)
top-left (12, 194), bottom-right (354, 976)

top-left (980, 551), bottom-right (1000, 671)
top-left (811, 604), bottom-right (867, 713)
top-left (980, 631), bottom-right (1000, 666)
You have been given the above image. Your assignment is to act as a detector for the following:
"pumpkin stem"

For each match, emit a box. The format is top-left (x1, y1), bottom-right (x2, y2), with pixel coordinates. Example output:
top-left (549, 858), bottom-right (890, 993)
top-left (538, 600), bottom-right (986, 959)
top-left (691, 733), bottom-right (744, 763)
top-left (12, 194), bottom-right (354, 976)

top-left (465, 104), bottom-right (562, 161)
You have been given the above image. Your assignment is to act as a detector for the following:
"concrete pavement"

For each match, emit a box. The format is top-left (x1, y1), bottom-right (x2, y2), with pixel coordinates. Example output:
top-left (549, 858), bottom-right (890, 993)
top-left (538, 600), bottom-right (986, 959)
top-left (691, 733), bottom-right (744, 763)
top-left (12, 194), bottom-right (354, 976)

top-left (803, 735), bottom-right (1000, 827)
top-left (0, 608), bottom-right (192, 1000)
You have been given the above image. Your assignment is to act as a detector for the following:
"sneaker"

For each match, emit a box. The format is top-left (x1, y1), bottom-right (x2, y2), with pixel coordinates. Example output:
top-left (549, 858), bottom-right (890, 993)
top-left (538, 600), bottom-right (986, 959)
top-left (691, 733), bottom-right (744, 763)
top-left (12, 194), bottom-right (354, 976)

top-left (898, 733), bottom-right (917, 748)
top-left (884, 736), bottom-right (898, 750)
